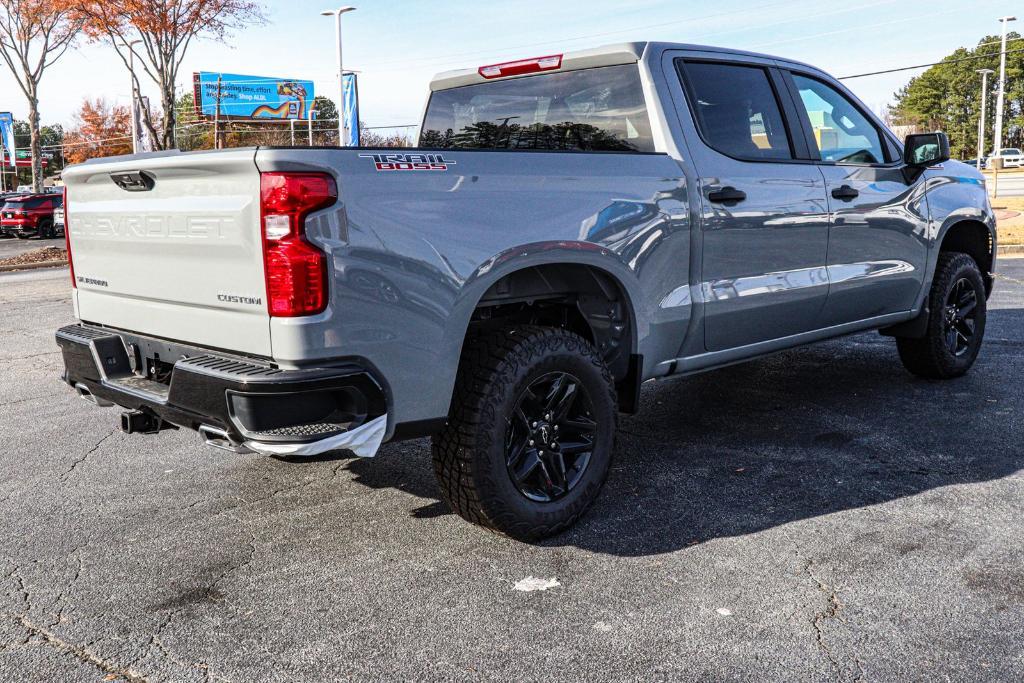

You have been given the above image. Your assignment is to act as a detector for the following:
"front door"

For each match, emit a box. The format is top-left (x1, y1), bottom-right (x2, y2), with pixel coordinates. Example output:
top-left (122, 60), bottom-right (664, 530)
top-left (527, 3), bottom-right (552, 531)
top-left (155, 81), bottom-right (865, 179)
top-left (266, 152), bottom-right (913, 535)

top-left (675, 58), bottom-right (831, 352)
top-left (784, 71), bottom-right (929, 326)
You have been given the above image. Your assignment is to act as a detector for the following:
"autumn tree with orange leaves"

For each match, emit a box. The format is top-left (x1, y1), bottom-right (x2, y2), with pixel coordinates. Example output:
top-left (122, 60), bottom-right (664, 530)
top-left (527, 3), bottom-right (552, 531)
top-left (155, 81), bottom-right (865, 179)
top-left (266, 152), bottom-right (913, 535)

top-left (0, 0), bottom-right (82, 191)
top-left (62, 98), bottom-right (133, 164)
top-left (77, 0), bottom-right (264, 151)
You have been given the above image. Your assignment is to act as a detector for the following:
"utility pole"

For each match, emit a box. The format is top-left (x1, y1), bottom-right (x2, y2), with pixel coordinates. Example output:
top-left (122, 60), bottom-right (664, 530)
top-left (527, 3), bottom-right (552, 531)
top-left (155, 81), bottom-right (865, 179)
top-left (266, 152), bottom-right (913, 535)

top-left (127, 39), bottom-right (143, 154)
top-left (977, 68), bottom-right (994, 170)
top-left (321, 7), bottom-right (356, 146)
top-left (214, 75), bottom-right (223, 150)
top-left (993, 15), bottom-right (1017, 158)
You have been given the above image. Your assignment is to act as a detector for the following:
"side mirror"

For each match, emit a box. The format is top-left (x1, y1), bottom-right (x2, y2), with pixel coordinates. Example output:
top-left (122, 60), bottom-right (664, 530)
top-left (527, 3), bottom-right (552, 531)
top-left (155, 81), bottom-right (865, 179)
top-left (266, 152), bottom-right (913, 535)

top-left (903, 132), bottom-right (950, 167)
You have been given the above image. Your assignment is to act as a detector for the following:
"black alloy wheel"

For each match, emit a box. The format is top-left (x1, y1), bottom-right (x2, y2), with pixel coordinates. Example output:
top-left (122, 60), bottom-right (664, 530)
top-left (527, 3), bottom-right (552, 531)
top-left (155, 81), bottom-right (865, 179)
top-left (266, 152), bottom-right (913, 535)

top-left (432, 325), bottom-right (617, 540)
top-left (896, 251), bottom-right (987, 379)
top-left (506, 371), bottom-right (597, 503)
top-left (942, 277), bottom-right (978, 357)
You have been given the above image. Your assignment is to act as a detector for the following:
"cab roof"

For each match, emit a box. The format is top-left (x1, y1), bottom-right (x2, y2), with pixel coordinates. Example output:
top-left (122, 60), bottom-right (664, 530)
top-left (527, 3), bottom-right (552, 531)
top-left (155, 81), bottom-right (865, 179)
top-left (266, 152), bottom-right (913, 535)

top-left (428, 41), bottom-right (820, 91)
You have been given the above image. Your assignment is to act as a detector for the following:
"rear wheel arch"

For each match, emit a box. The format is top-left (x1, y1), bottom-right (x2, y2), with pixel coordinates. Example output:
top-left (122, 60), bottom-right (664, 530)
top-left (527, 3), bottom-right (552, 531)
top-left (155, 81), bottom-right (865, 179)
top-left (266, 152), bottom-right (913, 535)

top-left (448, 260), bottom-right (638, 413)
top-left (467, 261), bottom-right (638, 381)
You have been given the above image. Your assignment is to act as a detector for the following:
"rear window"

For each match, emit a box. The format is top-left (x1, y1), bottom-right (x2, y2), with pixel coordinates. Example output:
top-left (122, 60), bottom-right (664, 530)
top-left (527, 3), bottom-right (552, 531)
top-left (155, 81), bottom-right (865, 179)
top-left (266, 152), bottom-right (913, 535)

top-left (420, 64), bottom-right (654, 152)
top-left (7, 197), bottom-right (48, 209)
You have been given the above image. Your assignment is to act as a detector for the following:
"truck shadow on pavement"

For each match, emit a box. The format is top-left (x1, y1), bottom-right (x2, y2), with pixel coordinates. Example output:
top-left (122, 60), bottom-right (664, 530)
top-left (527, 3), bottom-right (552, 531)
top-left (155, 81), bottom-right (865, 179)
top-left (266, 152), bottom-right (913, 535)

top-left (344, 309), bottom-right (1024, 556)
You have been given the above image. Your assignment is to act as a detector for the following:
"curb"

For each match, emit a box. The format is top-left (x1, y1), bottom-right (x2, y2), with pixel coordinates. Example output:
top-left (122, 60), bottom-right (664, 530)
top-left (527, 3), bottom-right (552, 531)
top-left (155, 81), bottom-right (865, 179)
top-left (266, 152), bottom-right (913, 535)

top-left (998, 245), bottom-right (1024, 257)
top-left (0, 260), bottom-right (68, 273)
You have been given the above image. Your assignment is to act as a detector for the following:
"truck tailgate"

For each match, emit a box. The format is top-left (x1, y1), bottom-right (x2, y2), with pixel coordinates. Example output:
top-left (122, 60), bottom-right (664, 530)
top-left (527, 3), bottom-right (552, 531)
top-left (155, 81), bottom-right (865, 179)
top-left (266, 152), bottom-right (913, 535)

top-left (62, 149), bottom-right (271, 357)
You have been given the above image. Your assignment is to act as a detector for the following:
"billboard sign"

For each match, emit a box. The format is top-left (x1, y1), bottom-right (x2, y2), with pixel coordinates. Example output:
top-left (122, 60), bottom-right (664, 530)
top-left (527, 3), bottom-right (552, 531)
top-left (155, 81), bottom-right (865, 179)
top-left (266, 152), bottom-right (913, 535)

top-left (193, 72), bottom-right (315, 120)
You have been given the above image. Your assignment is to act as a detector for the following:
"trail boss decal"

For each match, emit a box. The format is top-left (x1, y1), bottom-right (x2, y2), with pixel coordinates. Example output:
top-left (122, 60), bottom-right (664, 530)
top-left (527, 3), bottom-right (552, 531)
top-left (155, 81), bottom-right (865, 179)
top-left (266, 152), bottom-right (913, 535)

top-left (359, 153), bottom-right (455, 171)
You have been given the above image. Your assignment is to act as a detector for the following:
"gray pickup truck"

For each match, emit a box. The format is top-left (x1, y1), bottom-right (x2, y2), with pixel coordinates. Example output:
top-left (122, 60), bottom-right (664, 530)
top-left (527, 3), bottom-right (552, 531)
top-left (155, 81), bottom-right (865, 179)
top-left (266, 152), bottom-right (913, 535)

top-left (57, 42), bottom-right (995, 540)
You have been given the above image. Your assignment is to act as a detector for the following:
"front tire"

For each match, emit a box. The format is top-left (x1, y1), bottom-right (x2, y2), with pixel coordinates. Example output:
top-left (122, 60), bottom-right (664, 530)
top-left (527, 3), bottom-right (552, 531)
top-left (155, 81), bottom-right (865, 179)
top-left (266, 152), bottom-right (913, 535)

top-left (897, 251), bottom-right (987, 379)
top-left (432, 325), bottom-right (617, 541)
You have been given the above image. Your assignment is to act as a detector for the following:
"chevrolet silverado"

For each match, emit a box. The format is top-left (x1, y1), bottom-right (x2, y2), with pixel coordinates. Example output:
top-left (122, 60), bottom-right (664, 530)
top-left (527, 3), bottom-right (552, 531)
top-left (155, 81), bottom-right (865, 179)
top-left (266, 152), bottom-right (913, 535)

top-left (56, 42), bottom-right (996, 540)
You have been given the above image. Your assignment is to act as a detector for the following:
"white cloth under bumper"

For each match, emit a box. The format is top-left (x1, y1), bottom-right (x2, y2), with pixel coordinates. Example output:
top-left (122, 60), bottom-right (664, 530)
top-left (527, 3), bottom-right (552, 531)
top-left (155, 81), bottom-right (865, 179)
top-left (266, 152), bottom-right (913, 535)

top-left (243, 414), bottom-right (388, 458)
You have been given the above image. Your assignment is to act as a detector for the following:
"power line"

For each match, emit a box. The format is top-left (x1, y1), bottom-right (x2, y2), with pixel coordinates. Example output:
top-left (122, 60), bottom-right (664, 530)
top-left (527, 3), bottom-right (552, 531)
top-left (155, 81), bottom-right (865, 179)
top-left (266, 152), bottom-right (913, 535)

top-left (840, 47), bottom-right (1024, 80)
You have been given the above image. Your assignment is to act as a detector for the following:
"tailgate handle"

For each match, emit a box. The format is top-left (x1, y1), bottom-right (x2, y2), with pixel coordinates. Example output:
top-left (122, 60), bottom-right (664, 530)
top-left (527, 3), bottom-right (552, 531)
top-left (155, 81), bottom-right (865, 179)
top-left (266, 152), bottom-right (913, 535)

top-left (110, 171), bottom-right (154, 192)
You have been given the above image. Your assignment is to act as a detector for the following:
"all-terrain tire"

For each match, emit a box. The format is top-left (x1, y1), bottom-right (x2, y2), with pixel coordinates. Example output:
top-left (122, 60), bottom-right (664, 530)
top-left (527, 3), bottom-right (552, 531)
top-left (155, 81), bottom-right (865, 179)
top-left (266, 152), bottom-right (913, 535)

top-left (897, 251), bottom-right (987, 379)
top-left (432, 325), bottom-right (617, 541)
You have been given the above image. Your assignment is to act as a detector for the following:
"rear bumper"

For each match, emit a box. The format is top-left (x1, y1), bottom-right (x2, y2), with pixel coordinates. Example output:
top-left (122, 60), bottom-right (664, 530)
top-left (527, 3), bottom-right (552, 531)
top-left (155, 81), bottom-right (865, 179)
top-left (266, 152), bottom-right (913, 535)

top-left (1, 219), bottom-right (41, 237)
top-left (56, 323), bottom-right (388, 456)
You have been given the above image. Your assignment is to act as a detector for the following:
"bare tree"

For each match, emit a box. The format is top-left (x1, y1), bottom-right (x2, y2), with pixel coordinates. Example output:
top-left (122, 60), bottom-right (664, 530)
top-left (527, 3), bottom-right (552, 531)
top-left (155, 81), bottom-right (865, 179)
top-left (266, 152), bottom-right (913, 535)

top-left (77, 0), bottom-right (263, 150)
top-left (0, 0), bottom-right (80, 191)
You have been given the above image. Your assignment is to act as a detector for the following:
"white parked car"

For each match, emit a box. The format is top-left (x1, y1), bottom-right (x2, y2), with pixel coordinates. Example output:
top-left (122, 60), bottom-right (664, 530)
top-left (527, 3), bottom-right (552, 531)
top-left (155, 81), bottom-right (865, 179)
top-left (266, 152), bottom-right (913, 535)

top-left (986, 148), bottom-right (1023, 168)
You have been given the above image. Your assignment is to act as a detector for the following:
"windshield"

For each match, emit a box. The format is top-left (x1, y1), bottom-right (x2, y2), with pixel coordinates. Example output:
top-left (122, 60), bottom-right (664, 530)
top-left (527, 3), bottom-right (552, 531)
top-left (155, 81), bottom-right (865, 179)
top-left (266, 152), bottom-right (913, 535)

top-left (420, 64), bottom-right (654, 152)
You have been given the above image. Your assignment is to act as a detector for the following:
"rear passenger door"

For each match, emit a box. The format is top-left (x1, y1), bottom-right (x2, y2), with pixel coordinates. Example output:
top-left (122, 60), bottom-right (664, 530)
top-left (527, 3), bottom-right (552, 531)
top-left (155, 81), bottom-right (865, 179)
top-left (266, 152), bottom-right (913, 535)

top-left (781, 69), bottom-right (928, 326)
top-left (673, 56), bottom-right (831, 352)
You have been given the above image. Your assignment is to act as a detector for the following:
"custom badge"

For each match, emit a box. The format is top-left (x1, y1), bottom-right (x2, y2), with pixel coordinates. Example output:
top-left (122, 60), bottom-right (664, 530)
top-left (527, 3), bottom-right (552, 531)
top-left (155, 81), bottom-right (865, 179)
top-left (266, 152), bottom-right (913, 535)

top-left (358, 153), bottom-right (455, 171)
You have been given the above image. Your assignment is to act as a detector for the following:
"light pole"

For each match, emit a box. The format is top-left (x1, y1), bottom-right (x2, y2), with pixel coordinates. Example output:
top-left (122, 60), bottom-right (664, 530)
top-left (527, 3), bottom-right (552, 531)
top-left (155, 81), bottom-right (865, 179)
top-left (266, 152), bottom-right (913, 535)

top-left (127, 39), bottom-right (143, 154)
top-left (321, 6), bottom-right (356, 146)
top-left (977, 68), bottom-right (994, 170)
top-left (993, 15), bottom-right (1016, 158)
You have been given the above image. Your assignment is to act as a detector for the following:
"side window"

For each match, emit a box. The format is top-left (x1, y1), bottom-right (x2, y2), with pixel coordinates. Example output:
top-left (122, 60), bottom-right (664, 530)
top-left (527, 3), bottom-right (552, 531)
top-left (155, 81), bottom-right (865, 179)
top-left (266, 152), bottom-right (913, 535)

top-left (790, 74), bottom-right (886, 165)
top-left (679, 61), bottom-right (793, 161)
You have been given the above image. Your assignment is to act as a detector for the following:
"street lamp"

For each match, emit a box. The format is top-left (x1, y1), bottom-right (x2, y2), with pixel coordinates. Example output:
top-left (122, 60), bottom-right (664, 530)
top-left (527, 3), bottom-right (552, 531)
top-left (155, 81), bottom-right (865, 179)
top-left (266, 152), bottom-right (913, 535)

top-left (993, 15), bottom-right (1016, 158)
top-left (321, 6), bottom-right (356, 147)
top-left (126, 39), bottom-right (143, 154)
top-left (977, 68), bottom-right (994, 170)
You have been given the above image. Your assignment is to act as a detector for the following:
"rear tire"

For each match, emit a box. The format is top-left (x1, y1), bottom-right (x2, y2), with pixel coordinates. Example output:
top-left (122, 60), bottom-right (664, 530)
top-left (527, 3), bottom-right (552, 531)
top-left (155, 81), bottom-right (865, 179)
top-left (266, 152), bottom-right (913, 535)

top-left (897, 251), bottom-right (986, 379)
top-left (432, 325), bottom-right (617, 541)
top-left (38, 220), bottom-right (53, 239)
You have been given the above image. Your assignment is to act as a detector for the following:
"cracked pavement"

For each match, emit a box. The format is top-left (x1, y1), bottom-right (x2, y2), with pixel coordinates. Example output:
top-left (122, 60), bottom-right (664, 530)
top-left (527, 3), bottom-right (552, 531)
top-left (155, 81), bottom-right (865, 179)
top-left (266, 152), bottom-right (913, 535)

top-left (1, 264), bottom-right (1023, 682)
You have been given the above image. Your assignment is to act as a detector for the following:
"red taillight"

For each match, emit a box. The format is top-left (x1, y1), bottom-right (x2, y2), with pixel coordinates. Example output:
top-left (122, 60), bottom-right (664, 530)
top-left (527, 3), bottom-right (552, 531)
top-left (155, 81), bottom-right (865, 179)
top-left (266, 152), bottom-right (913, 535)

top-left (63, 186), bottom-right (75, 288)
top-left (260, 172), bottom-right (336, 317)
top-left (478, 54), bottom-right (562, 79)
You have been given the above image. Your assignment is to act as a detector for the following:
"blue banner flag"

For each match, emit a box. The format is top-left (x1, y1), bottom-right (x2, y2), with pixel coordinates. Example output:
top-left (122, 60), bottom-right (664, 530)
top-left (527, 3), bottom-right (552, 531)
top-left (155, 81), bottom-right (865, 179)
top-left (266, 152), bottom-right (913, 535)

top-left (342, 73), bottom-right (360, 147)
top-left (0, 112), bottom-right (14, 167)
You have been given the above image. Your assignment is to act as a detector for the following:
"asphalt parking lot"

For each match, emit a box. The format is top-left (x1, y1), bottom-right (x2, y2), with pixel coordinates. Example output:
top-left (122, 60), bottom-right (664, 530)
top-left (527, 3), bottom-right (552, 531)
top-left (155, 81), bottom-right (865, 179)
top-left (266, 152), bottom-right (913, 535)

top-left (0, 236), bottom-right (65, 260)
top-left (2, 261), bottom-right (1023, 682)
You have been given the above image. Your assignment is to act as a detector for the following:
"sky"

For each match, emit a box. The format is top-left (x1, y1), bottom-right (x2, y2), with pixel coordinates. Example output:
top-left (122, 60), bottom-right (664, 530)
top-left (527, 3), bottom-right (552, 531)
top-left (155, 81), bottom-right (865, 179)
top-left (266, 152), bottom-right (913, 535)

top-left (2, 0), bottom-right (1021, 133)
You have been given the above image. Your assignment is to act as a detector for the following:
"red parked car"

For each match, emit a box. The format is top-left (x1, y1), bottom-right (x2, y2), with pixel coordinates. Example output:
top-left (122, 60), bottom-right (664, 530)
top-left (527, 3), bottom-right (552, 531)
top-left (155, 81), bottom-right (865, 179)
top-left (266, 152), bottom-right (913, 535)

top-left (0, 192), bottom-right (64, 239)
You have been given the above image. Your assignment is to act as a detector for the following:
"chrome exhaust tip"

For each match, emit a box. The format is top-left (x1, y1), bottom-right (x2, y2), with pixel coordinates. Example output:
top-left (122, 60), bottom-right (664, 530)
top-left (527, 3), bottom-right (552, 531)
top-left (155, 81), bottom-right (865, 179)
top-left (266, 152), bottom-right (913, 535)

top-left (74, 382), bottom-right (113, 407)
top-left (198, 425), bottom-right (252, 454)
